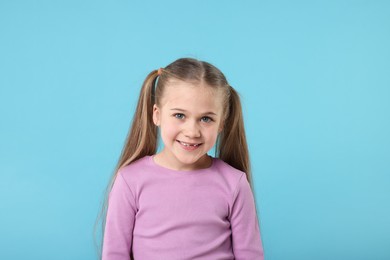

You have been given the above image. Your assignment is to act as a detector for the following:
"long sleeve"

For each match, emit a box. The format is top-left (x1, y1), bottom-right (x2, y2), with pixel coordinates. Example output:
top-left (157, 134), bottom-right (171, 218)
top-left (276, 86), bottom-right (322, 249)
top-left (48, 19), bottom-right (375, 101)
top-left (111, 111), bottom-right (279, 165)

top-left (102, 172), bottom-right (137, 260)
top-left (230, 174), bottom-right (264, 260)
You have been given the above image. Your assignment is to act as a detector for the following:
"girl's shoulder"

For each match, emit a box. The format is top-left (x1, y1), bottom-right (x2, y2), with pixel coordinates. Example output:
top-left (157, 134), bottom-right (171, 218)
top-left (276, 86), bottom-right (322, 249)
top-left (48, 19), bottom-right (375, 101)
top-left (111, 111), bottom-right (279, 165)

top-left (117, 155), bottom-right (153, 178)
top-left (213, 158), bottom-right (246, 178)
top-left (212, 158), bottom-right (248, 189)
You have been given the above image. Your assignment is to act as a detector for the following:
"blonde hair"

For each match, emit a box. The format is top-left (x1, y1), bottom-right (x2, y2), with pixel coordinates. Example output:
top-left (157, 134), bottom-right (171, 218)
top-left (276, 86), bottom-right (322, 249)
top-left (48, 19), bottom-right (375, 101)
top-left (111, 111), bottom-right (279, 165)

top-left (94, 58), bottom-right (252, 258)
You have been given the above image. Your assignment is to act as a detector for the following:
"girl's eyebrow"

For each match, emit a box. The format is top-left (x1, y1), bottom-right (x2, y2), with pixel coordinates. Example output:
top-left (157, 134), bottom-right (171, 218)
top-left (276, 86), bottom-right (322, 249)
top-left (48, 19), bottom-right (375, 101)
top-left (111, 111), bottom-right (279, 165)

top-left (170, 108), bottom-right (217, 116)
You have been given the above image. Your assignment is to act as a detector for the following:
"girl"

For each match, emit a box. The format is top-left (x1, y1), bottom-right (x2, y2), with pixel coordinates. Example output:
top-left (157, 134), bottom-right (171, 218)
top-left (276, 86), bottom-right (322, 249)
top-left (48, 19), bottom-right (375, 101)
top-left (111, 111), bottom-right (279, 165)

top-left (99, 58), bottom-right (264, 259)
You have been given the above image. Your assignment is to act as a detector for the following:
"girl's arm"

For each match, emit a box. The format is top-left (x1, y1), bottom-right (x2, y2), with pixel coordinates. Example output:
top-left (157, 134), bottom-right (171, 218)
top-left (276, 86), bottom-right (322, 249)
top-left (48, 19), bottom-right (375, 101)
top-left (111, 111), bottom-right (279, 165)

top-left (230, 174), bottom-right (264, 260)
top-left (102, 172), bottom-right (137, 260)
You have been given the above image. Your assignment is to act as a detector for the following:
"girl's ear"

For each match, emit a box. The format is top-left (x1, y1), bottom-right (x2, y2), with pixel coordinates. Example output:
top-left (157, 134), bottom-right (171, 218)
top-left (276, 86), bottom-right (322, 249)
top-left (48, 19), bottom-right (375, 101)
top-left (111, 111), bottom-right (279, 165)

top-left (153, 104), bottom-right (161, 126)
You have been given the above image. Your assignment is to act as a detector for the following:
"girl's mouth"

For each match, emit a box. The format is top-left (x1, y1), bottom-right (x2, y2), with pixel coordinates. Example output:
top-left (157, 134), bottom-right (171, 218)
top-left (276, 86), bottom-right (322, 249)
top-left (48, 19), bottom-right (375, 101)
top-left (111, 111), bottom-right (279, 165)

top-left (179, 141), bottom-right (200, 147)
top-left (177, 140), bottom-right (202, 150)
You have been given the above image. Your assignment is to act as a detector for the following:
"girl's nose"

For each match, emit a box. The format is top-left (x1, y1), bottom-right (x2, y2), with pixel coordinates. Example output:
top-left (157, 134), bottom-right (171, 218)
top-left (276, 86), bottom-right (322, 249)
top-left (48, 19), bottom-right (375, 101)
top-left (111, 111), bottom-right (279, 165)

top-left (183, 121), bottom-right (201, 138)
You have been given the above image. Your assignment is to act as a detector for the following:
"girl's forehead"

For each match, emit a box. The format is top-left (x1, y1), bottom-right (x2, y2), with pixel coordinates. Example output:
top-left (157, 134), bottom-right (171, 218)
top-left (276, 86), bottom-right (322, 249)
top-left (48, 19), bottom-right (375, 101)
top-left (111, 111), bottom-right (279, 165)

top-left (162, 79), bottom-right (221, 96)
top-left (159, 80), bottom-right (224, 109)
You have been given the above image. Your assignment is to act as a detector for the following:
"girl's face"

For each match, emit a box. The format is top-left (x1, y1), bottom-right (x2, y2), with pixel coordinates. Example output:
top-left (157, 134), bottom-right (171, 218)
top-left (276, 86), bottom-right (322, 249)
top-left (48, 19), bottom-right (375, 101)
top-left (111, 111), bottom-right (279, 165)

top-left (153, 80), bottom-right (224, 171)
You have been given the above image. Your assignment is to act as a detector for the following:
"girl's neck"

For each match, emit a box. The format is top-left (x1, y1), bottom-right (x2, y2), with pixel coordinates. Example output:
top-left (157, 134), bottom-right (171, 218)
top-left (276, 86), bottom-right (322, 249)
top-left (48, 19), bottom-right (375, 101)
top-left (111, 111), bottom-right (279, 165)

top-left (152, 152), bottom-right (212, 171)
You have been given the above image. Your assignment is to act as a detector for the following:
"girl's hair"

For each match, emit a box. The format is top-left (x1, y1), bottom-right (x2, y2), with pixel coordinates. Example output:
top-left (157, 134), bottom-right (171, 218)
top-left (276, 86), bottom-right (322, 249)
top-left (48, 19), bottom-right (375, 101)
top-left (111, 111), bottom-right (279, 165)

top-left (94, 58), bottom-right (252, 258)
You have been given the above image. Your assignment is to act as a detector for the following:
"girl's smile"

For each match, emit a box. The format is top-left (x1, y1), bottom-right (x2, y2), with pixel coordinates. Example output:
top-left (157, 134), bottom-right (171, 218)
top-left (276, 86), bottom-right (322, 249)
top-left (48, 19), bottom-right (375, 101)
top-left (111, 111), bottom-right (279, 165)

top-left (177, 140), bottom-right (202, 151)
top-left (152, 80), bottom-right (224, 171)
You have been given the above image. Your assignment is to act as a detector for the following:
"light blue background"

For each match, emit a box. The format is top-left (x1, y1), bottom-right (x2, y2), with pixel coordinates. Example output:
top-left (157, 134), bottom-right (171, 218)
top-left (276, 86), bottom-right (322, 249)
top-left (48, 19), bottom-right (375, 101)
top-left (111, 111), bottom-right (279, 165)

top-left (1, 0), bottom-right (389, 259)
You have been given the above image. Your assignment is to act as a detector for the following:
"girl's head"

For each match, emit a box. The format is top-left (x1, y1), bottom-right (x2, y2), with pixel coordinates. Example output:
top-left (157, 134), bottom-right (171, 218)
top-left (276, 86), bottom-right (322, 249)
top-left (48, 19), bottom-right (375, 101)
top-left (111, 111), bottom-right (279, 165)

top-left (118, 58), bottom-right (250, 178)
top-left (152, 59), bottom-right (232, 170)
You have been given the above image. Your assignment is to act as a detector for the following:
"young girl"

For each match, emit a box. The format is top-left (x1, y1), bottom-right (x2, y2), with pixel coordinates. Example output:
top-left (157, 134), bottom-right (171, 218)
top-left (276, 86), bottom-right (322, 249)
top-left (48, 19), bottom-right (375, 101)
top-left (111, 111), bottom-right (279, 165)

top-left (100, 58), bottom-right (264, 259)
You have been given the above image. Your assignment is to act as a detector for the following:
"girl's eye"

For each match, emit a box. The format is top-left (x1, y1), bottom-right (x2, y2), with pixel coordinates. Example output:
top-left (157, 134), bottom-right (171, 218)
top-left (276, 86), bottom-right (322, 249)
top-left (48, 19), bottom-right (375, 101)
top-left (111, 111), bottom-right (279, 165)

top-left (201, 116), bottom-right (213, 123)
top-left (174, 113), bottom-right (185, 119)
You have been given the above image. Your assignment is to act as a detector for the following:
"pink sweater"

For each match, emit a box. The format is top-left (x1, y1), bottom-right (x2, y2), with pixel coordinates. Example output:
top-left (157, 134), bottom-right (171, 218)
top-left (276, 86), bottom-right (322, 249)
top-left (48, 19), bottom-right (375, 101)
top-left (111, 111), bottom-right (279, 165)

top-left (102, 156), bottom-right (264, 260)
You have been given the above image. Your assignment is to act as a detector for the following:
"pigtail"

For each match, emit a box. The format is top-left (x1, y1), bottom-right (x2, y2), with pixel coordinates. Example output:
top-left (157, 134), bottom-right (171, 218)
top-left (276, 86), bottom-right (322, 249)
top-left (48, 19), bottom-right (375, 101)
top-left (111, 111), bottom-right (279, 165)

top-left (217, 86), bottom-right (252, 185)
top-left (94, 70), bottom-right (159, 259)
top-left (115, 70), bottom-right (159, 171)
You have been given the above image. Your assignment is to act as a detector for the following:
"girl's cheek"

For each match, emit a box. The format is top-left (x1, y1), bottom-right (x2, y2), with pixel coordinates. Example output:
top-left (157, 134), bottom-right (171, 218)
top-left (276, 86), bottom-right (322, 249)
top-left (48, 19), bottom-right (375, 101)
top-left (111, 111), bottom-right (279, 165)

top-left (164, 124), bottom-right (179, 134)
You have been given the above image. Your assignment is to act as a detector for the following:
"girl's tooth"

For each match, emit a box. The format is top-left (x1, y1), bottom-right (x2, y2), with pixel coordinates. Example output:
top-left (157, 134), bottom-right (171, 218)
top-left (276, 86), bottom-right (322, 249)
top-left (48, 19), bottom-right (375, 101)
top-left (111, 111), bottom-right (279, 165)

top-left (180, 141), bottom-right (199, 147)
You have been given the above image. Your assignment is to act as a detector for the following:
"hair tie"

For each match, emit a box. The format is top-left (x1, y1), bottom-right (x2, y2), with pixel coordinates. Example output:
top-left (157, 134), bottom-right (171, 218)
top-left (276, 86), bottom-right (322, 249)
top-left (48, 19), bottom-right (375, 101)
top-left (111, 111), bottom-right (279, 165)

top-left (157, 68), bottom-right (163, 76)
